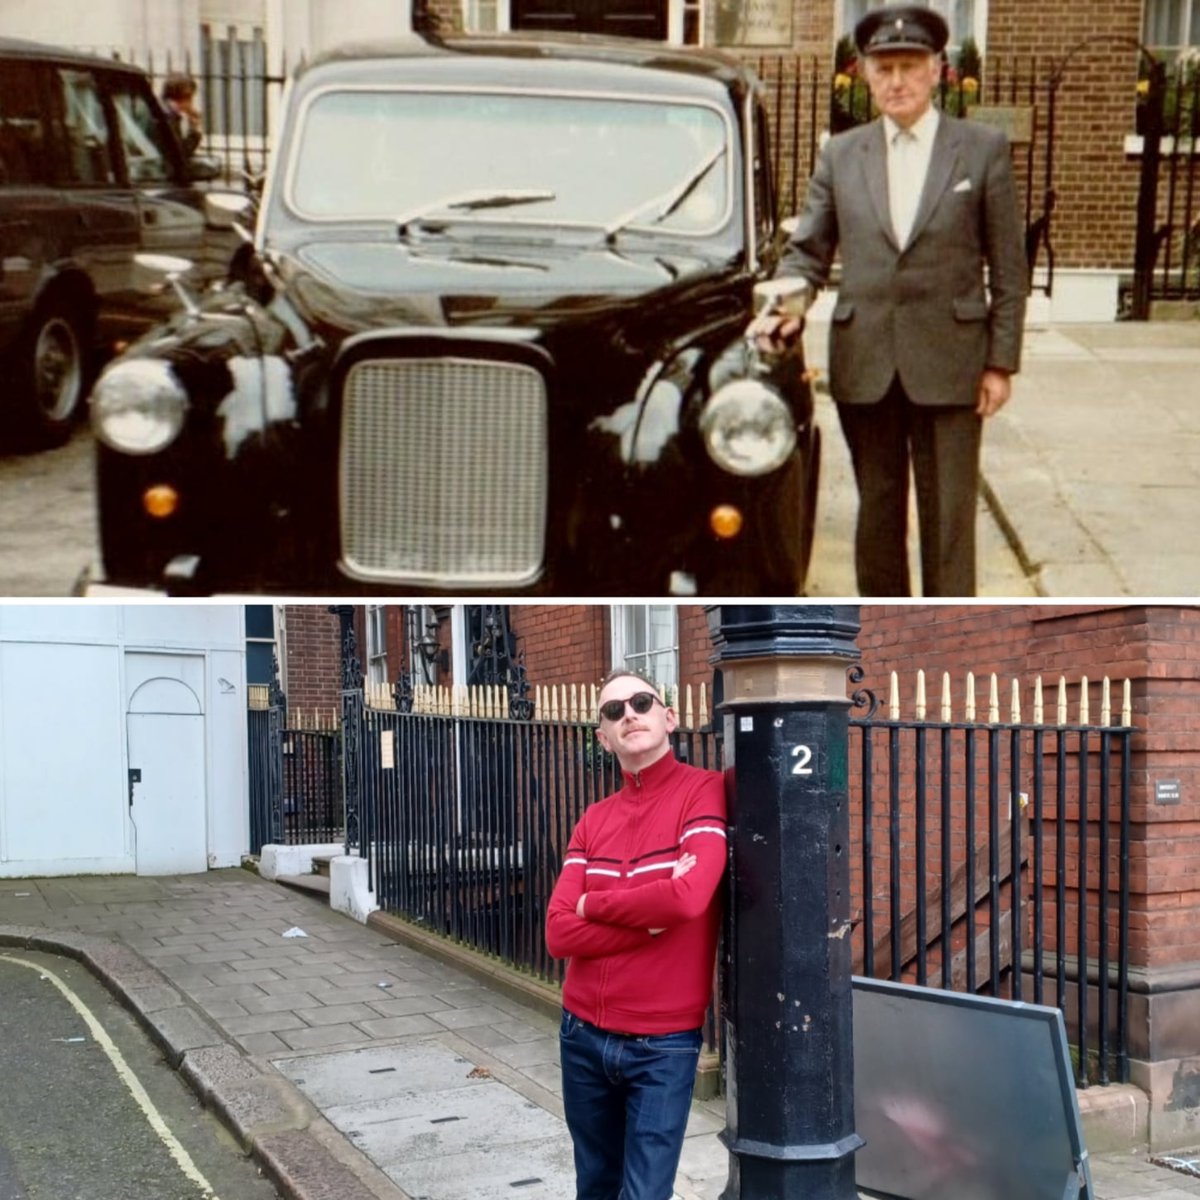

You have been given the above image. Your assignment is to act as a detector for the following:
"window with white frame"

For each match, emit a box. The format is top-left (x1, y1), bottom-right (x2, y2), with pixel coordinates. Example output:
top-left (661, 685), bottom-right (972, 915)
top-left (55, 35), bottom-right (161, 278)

top-left (1144, 0), bottom-right (1200, 59)
top-left (245, 604), bottom-right (281, 687)
top-left (611, 606), bottom-right (679, 695)
top-left (365, 604), bottom-right (388, 685)
top-left (841, 0), bottom-right (984, 54)
top-left (464, 0), bottom-right (506, 31)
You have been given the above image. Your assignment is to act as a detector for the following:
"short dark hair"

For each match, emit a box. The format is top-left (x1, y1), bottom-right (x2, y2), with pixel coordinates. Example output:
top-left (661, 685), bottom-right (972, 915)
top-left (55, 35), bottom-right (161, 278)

top-left (162, 74), bottom-right (197, 102)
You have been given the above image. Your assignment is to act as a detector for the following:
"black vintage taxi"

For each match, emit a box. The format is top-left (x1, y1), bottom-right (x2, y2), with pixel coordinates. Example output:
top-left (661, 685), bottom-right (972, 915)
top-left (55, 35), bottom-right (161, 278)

top-left (83, 32), bottom-right (819, 596)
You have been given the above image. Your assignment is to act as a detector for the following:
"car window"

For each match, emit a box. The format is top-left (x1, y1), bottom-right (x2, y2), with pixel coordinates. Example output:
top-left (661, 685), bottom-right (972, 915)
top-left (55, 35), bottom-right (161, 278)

top-left (107, 77), bottom-right (175, 184)
top-left (50, 67), bottom-right (117, 186)
top-left (287, 88), bottom-right (732, 236)
top-left (0, 58), bottom-right (50, 186)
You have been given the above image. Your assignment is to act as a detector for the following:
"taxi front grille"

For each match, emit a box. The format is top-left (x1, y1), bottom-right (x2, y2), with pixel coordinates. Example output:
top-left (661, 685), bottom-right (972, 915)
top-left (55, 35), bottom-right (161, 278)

top-left (339, 356), bottom-right (548, 587)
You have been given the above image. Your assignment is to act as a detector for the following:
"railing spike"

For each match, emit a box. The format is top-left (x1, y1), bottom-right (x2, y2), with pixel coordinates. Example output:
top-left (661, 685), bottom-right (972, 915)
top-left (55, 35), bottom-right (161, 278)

top-left (941, 672), bottom-right (952, 722)
top-left (569, 682), bottom-right (578, 723)
top-left (1122, 679), bottom-right (1132, 726)
top-left (988, 674), bottom-right (999, 724)
top-left (1011, 678), bottom-right (1021, 724)
top-left (1057, 676), bottom-right (1068, 727)
top-left (966, 671), bottom-right (976, 723)
top-left (1079, 676), bottom-right (1090, 726)
top-left (889, 670), bottom-right (900, 720)
top-left (915, 669), bottom-right (926, 721)
top-left (699, 681), bottom-right (708, 729)
top-left (550, 687), bottom-right (560, 723)
top-left (1034, 675), bottom-right (1044, 725)
top-left (1101, 677), bottom-right (1112, 727)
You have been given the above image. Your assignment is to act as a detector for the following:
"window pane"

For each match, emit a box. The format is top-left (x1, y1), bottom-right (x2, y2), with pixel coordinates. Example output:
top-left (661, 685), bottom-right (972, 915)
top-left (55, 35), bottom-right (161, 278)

top-left (1144, 0), bottom-right (1182, 48)
top-left (53, 69), bottom-right (116, 185)
top-left (245, 605), bottom-right (274, 638)
top-left (0, 61), bottom-right (48, 185)
top-left (623, 606), bottom-right (647, 657)
top-left (246, 641), bottom-right (274, 685)
top-left (109, 80), bottom-right (174, 183)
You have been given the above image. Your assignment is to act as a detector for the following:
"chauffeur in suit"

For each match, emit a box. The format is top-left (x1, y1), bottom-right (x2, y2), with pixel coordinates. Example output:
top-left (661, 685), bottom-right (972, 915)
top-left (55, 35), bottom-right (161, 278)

top-left (752, 4), bottom-right (1027, 597)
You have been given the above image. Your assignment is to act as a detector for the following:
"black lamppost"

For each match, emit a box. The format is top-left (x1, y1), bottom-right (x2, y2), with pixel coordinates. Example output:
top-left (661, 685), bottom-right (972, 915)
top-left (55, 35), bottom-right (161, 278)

top-left (708, 605), bottom-right (863, 1200)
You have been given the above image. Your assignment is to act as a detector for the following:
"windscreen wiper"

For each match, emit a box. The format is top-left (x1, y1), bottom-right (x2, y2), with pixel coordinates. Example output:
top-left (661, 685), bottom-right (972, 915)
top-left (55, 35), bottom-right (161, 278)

top-left (602, 144), bottom-right (727, 241)
top-left (396, 188), bottom-right (556, 236)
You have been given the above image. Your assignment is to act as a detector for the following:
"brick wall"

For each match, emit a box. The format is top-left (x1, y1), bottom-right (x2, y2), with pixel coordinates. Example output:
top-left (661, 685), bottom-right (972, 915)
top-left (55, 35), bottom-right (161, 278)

top-left (283, 605), bottom-right (342, 721)
top-left (856, 604), bottom-right (1200, 973)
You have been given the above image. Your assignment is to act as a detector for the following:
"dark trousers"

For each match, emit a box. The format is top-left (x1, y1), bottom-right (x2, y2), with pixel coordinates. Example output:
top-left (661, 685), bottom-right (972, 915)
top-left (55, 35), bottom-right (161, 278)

top-left (836, 376), bottom-right (983, 597)
top-left (559, 1009), bottom-right (701, 1200)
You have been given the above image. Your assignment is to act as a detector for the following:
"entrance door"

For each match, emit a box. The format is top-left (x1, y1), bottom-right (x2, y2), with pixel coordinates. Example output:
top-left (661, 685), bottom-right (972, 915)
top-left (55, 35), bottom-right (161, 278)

top-left (127, 670), bottom-right (206, 875)
top-left (511, 0), bottom-right (667, 39)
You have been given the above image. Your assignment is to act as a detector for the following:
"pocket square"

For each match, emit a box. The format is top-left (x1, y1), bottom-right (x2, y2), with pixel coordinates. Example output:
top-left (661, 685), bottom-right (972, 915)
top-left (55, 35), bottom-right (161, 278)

top-left (953, 178), bottom-right (972, 193)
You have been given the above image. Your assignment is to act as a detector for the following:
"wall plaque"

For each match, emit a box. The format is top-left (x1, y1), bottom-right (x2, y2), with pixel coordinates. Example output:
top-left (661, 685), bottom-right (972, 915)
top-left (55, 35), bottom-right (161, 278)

top-left (968, 105), bottom-right (1035, 145)
top-left (1155, 779), bottom-right (1181, 805)
top-left (715, 0), bottom-right (794, 47)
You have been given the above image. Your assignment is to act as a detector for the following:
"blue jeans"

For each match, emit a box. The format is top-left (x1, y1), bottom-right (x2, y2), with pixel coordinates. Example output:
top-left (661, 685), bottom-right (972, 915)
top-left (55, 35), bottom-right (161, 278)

top-left (559, 1009), bottom-right (701, 1200)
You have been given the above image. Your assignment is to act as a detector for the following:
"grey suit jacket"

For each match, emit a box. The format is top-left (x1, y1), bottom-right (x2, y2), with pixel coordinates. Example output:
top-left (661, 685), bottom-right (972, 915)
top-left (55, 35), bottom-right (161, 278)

top-left (779, 114), bottom-right (1027, 407)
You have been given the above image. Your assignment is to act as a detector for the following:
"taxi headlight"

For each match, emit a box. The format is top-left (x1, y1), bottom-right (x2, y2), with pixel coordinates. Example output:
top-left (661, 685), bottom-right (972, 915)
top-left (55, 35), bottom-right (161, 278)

top-left (700, 379), bottom-right (797, 477)
top-left (91, 359), bottom-right (187, 455)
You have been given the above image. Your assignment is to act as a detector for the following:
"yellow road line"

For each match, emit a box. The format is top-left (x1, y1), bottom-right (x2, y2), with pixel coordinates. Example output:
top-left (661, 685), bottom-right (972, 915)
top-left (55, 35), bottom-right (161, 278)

top-left (0, 953), bottom-right (220, 1200)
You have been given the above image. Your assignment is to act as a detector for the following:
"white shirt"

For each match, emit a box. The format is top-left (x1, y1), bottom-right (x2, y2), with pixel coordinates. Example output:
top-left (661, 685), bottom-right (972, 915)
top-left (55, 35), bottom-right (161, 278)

top-left (884, 107), bottom-right (938, 248)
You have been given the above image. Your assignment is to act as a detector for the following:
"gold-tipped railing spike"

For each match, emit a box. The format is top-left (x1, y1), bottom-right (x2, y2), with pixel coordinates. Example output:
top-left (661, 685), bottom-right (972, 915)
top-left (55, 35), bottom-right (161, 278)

top-left (551, 686), bottom-right (561, 723)
top-left (915, 669), bottom-right (926, 721)
top-left (965, 672), bottom-right (976, 723)
top-left (1034, 676), bottom-right (1044, 725)
top-left (1122, 679), bottom-right (1132, 726)
top-left (569, 683), bottom-right (578, 723)
top-left (988, 674), bottom-right (999, 724)
top-left (1101, 677), bottom-right (1112, 727)
top-left (1011, 679), bottom-right (1020, 724)
top-left (889, 671), bottom-right (900, 720)
top-left (941, 672), bottom-right (952, 722)
top-left (1057, 676), bottom-right (1067, 727)
top-left (699, 682), bottom-right (709, 729)
top-left (1079, 676), bottom-right (1089, 726)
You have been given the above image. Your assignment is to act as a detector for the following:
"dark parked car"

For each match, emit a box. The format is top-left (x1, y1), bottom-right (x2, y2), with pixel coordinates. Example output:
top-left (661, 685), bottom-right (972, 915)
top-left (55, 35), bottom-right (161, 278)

top-left (84, 32), bottom-right (819, 596)
top-left (0, 37), bottom-right (231, 446)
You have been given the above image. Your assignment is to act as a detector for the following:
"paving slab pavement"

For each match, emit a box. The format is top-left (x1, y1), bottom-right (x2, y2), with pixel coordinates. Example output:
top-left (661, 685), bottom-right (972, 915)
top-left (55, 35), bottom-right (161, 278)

top-left (801, 305), bottom-right (1200, 599)
top-left (3, 869), bottom-right (1200, 1200)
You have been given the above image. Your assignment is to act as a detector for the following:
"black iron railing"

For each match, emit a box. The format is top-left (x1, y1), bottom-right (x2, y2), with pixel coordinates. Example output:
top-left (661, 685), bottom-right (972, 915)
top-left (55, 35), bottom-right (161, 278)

top-left (848, 674), bottom-right (1134, 1087)
top-left (251, 667), bottom-right (1136, 1086)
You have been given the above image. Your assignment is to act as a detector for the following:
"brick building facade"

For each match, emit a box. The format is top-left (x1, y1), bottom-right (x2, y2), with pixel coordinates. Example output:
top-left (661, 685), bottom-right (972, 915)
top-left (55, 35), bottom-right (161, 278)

top-left (280, 600), bottom-right (1200, 1144)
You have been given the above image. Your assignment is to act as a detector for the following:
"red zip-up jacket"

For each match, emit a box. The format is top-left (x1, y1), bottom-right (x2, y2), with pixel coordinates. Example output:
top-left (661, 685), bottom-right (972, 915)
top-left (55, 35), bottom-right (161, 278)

top-left (545, 751), bottom-right (727, 1034)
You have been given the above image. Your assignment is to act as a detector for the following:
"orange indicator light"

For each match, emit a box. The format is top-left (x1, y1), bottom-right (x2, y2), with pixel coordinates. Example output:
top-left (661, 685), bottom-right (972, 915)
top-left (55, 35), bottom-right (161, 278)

top-left (710, 505), bottom-right (744, 539)
top-left (143, 485), bottom-right (179, 519)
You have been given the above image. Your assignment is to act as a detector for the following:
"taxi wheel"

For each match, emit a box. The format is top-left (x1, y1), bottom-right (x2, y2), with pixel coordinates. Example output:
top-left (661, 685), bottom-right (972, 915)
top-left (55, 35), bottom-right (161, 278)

top-left (10, 297), bottom-right (92, 449)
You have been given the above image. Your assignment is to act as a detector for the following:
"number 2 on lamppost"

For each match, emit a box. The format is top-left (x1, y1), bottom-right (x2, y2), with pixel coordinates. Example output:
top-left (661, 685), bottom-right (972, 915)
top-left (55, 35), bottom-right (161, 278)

top-left (791, 745), bottom-right (814, 775)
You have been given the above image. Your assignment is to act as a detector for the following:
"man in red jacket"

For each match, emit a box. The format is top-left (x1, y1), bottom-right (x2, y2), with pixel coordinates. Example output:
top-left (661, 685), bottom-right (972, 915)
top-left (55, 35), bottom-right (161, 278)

top-left (546, 670), bottom-right (727, 1200)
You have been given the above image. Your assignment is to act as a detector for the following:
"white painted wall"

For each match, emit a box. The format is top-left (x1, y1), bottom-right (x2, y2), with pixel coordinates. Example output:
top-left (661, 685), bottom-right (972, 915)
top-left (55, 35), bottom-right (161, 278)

top-left (0, 0), bottom-right (203, 60)
top-left (0, 605), bottom-right (248, 878)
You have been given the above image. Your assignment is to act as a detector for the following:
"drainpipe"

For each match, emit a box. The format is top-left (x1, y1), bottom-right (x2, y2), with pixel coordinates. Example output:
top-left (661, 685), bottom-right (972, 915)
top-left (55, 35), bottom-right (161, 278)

top-left (708, 604), bottom-right (863, 1200)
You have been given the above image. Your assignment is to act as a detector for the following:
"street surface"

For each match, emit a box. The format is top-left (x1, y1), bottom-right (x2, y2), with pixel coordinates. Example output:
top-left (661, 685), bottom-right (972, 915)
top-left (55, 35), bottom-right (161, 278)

top-left (0, 414), bottom-right (1033, 598)
top-left (0, 949), bottom-right (281, 1200)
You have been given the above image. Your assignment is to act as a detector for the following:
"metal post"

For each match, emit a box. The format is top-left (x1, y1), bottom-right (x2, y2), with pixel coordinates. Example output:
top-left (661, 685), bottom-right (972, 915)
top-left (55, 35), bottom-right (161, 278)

top-left (709, 604), bottom-right (863, 1200)
top-left (330, 604), bottom-right (364, 855)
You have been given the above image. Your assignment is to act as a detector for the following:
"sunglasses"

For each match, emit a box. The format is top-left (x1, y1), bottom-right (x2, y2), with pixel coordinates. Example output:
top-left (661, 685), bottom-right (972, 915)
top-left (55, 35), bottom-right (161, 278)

top-left (598, 691), bottom-right (663, 722)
